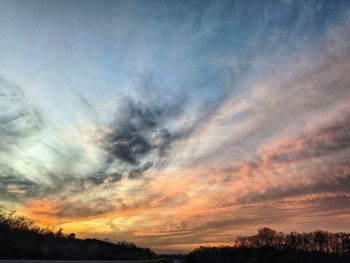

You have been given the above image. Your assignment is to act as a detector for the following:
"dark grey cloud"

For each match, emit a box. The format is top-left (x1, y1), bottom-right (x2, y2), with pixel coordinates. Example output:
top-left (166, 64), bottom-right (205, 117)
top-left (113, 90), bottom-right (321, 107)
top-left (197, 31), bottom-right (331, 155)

top-left (100, 72), bottom-right (227, 180)
top-left (100, 74), bottom-right (209, 180)
top-left (104, 96), bottom-right (185, 165)
top-left (87, 172), bottom-right (123, 185)
top-left (128, 161), bottom-right (153, 179)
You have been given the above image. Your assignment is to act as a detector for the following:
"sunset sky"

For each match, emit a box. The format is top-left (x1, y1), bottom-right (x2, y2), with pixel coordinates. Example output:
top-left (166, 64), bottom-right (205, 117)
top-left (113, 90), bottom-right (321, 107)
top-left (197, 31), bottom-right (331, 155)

top-left (1, 0), bottom-right (350, 253)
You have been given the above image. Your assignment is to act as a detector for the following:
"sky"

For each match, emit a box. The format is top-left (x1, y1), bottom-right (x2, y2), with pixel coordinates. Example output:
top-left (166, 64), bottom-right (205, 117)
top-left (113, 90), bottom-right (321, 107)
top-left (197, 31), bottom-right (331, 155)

top-left (0, 0), bottom-right (350, 253)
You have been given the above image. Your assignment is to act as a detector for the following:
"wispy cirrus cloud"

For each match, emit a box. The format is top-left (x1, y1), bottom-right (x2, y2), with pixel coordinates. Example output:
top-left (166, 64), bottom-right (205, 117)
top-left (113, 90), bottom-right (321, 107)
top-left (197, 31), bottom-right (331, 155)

top-left (0, 77), bottom-right (42, 151)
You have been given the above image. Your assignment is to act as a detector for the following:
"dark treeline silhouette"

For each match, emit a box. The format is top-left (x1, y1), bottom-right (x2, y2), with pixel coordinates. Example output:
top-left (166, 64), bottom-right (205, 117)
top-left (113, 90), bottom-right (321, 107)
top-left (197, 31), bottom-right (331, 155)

top-left (187, 227), bottom-right (350, 263)
top-left (235, 227), bottom-right (350, 254)
top-left (0, 210), bottom-right (155, 260)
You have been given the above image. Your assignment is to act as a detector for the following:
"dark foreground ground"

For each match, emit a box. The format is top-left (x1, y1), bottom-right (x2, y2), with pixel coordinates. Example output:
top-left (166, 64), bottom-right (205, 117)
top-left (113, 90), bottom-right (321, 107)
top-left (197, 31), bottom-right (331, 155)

top-left (0, 260), bottom-right (178, 263)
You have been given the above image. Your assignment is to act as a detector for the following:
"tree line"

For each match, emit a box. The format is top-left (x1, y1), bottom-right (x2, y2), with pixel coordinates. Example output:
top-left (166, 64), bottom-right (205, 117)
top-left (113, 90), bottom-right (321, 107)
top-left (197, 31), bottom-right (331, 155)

top-left (235, 227), bottom-right (350, 254)
top-left (0, 210), bottom-right (155, 260)
top-left (186, 227), bottom-right (350, 263)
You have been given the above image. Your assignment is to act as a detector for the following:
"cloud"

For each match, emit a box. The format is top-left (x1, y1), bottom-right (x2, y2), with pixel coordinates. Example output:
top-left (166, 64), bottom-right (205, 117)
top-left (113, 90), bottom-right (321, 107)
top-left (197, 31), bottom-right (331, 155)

top-left (103, 93), bottom-right (185, 165)
top-left (0, 78), bottom-right (44, 203)
top-left (128, 162), bottom-right (153, 179)
top-left (87, 172), bottom-right (123, 185)
top-left (100, 73), bottom-right (218, 178)
top-left (0, 77), bottom-right (42, 151)
top-left (270, 113), bottom-right (350, 163)
top-left (0, 164), bottom-right (40, 202)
